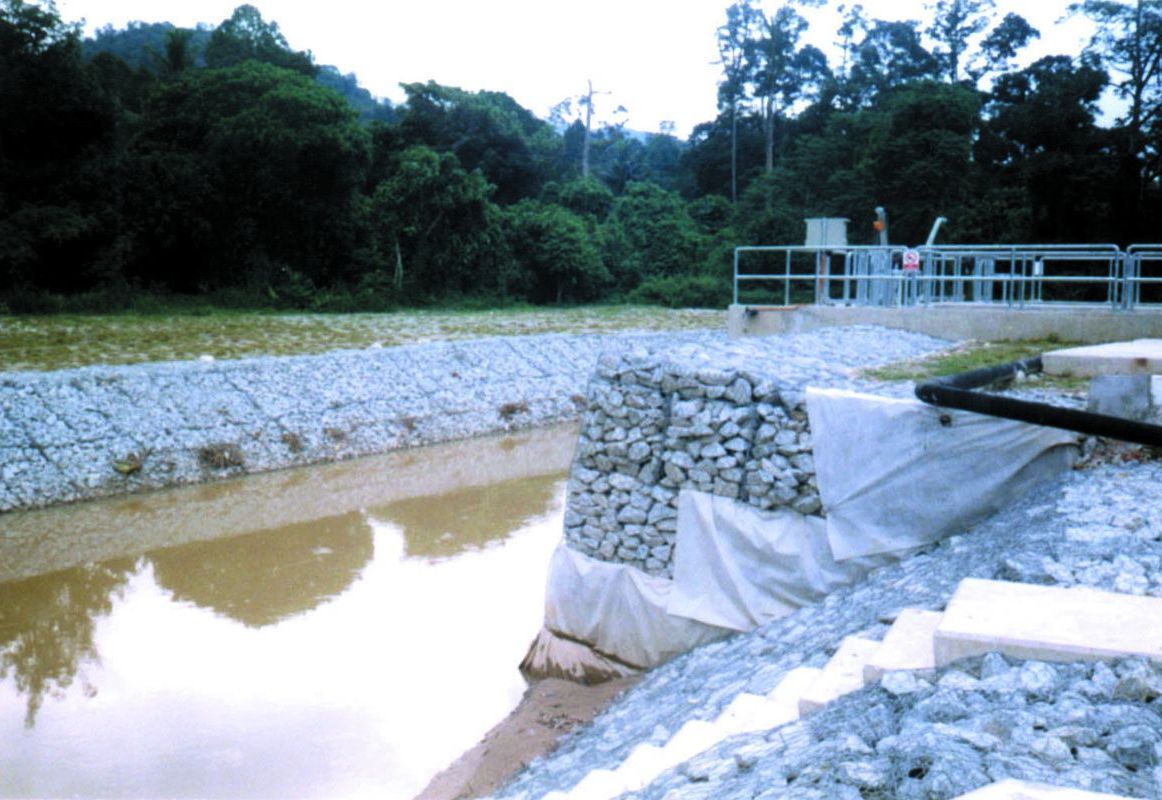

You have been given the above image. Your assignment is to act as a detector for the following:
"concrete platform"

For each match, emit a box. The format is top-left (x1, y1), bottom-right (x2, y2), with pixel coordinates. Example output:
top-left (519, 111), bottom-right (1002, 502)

top-left (934, 578), bottom-right (1162, 666)
top-left (727, 304), bottom-right (1162, 344)
top-left (1043, 339), bottom-right (1162, 376)
top-left (864, 609), bottom-right (943, 684)
top-left (954, 778), bottom-right (1134, 799)
top-left (798, 636), bottom-right (881, 715)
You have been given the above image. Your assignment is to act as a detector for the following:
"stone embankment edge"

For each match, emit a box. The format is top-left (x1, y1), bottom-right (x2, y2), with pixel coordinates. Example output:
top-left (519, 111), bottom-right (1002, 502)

top-left (0, 330), bottom-right (724, 513)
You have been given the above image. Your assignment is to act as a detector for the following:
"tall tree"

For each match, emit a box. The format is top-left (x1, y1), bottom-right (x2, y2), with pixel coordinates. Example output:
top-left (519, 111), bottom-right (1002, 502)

top-left (1072, 0), bottom-right (1162, 215)
top-left (747, 3), bottom-right (830, 172)
top-left (717, 1), bottom-right (759, 202)
top-left (204, 4), bottom-right (315, 76)
top-left (843, 18), bottom-right (941, 106)
top-left (926, 0), bottom-right (996, 83)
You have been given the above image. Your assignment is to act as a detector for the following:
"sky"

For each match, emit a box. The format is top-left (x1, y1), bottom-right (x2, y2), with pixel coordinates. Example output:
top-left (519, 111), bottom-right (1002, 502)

top-left (56, 0), bottom-right (1101, 138)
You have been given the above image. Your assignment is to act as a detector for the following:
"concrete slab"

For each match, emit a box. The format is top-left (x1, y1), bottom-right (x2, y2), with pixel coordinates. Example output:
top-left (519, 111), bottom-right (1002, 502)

top-left (798, 636), bottom-right (882, 715)
top-left (953, 778), bottom-right (1135, 799)
top-left (1043, 338), bottom-right (1162, 377)
top-left (864, 609), bottom-right (944, 684)
top-left (615, 744), bottom-right (669, 792)
top-left (566, 768), bottom-right (626, 800)
top-left (718, 691), bottom-right (798, 735)
top-left (767, 666), bottom-right (824, 704)
top-left (727, 304), bottom-right (1162, 344)
top-left (934, 578), bottom-right (1162, 667)
top-left (658, 719), bottom-right (725, 767)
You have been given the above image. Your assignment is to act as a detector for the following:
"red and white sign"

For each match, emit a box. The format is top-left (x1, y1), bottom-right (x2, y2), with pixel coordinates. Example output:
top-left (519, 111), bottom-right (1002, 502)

top-left (902, 249), bottom-right (921, 271)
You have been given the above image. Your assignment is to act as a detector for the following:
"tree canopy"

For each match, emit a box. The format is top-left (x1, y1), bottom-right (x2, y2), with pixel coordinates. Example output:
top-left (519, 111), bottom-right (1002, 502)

top-left (0, 0), bottom-right (1157, 313)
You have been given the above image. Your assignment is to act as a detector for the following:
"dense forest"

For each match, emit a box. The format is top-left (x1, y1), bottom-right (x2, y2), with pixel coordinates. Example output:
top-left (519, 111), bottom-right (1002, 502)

top-left (0, 0), bottom-right (1159, 312)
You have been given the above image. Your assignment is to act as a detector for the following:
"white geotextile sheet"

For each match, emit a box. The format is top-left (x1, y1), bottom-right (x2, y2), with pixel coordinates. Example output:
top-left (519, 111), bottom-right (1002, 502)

top-left (543, 385), bottom-right (1079, 668)
top-left (668, 492), bottom-right (894, 632)
top-left (543, 544), bottom-right (732, 669)
top-left (807, 387), bottom-right (1079, 561)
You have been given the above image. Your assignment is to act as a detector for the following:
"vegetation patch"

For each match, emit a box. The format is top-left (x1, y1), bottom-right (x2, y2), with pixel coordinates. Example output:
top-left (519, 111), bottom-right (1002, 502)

top-left (863, 338), bottom-right (1088, 391)
top-left (197, 443), bottom-right (245, 470)
top-left (0, 307), bottom-right (721, 373)
top-left (498, 401), bottom-right (530, 420)
top-left (280, 431), bottom-right (303, 453)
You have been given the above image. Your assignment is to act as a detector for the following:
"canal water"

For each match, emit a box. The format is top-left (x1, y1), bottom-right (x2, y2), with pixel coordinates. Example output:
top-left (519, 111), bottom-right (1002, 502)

top-left (0, 424), bottom-right (577, 799)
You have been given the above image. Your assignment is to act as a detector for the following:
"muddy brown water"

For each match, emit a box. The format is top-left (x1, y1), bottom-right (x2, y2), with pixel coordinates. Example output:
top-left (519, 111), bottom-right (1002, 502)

top-left (0, 424), bottom-right (577, 800)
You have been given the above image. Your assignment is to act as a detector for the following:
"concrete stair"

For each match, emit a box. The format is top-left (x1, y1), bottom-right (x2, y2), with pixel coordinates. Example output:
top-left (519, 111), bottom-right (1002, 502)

top-left (545, 578), bottom-right (1162, 800)
top-left (798, 636), bottom-right (881, 716)
top-left (934, 578), bottom-right (1162, 667)
top-left (863, 608), bottom-right (943, 683)
top-left (953, 778), bottom-right (1136, 799)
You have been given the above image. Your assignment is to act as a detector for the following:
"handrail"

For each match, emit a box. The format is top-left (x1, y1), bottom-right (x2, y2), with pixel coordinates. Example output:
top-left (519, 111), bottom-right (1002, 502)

top-left (733, 243), bottom-right (1160, 310)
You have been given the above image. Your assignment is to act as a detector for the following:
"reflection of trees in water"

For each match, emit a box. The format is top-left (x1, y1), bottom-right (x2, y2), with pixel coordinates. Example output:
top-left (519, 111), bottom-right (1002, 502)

top-left (149, 512), bottom-right (373, 628)
top-left (0, 559), bottom-right (135, 727)
top-left (373, 474), bottom-right (562, 560)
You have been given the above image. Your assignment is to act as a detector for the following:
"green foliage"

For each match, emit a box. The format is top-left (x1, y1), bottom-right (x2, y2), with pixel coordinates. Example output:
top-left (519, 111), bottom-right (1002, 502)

top-left (204, 4), bottom-right (315, 76)
top-left (626, 274), bottom-right (731, 308)
top-left (398, 81), bottom-right (560, 204)
top-left (501, 200), bottom-right (609, 303)
top-left (129, 61), bottom-right (370, 290)
top-left (370, 145), bottom-right (498, 300)
top-left (603, 182), bottom-right (708, 292)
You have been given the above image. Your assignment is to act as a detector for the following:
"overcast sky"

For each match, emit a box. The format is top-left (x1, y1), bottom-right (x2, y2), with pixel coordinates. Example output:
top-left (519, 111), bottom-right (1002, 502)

top-left (57, 0), bottom-right (1099, 137)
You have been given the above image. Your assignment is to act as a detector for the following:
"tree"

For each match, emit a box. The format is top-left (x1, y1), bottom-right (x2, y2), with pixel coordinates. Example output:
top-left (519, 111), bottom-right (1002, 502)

top-left (979, 56), bottom-right (1117, 241)
top-left (747, 4), bottom-right (831, 172)
top-left (370, 145), bottom-right (497, 298)
top-left (502, 200), bottom-right (609, 303)
top-left (975, 13), bottom-right (1041, 80)
top-left (204, 4), bottom-right (315, 76)
top-left (842, 18), bottom-right (941, 107)
top-left (129, 62), bottom-right (370, 291)
top-left (717, 1), bottom-right (760, 201)
top-left (398, 81), bottom-right (560, 204)
top-left (0, 0), bottom-right (119, 292)
top-left (602, 181), bottom-right (706, 291)
top-left (926, 0), bottom-right (996, 83)
top-left (1072, 0), bottom-right (1162, 222)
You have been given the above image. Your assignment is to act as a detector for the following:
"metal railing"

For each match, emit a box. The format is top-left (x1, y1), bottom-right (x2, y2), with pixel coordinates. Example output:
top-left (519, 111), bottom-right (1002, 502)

top-left (733, 244), bottom-right (1161, 310)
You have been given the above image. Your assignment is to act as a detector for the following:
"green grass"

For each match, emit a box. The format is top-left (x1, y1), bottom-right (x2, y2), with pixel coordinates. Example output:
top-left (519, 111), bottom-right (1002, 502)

top-left (0, 306), bottom-right (723, 373)
top-left (863, 338), bottom-right (1089, 391)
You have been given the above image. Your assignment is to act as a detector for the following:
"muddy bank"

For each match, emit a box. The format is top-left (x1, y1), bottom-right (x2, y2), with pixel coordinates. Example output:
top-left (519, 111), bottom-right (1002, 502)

top-left (0, 330), bottom-right (724, 512)
top-left (417, 677), bottom-right (640, 800)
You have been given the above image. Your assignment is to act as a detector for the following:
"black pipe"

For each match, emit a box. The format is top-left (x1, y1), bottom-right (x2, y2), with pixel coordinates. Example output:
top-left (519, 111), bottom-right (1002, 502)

top-left (915, 357), bottom-right (1162, 448)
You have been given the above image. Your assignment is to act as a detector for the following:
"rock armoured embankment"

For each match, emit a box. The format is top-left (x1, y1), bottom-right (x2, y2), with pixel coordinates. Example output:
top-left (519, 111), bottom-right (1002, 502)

top-left (0, 331), bottom-right (729, 512)
top-left (495, 458), bottom-right (1162, 799)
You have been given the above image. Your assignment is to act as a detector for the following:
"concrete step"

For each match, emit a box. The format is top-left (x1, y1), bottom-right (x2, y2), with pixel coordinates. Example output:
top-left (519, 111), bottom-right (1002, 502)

top-left (954, 778), bottom-right (1136, 798)
top-left (614, 743), bottom-right (669, 793)
top-left (798, 636), bottom-right (882, 715)
top-left (1042, 338), bottom-right (1162, 377)
top-left (934, 578), bottom-right (1162, 667)
top-left (559, 666), bottom-right (826, 800)
top-left (563, 767), bottom-right (625, 800)
top-left (718, 691), bottom-right (798, 736)
top-left (864, 608), bottom-right (943, 684)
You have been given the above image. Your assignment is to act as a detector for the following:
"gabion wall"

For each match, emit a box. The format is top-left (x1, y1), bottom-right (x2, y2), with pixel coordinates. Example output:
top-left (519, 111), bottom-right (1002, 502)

top-left (563, 349), bottom-right (820, 578)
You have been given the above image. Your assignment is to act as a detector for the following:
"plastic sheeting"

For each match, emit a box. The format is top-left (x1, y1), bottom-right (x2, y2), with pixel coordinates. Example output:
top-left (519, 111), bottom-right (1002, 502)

top-left (669, 494), bottom-right (894, 632)
top-left (543, 544), bottom-right (732, 670)
top-left (807, 387), bottom-right (1079, 562)
top-left (541, 386), bottom-right (1080, 670)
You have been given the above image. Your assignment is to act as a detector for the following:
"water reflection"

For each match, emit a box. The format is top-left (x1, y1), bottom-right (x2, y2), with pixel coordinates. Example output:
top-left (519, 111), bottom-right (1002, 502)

top-left (0, 427), bottom-right (572, 799)
top-left (0, 559), bottom-right (134, 727)
top-left (376, 473), bottom-right (561, 560)
top-left (150, 513), bottom-right (374, 628)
